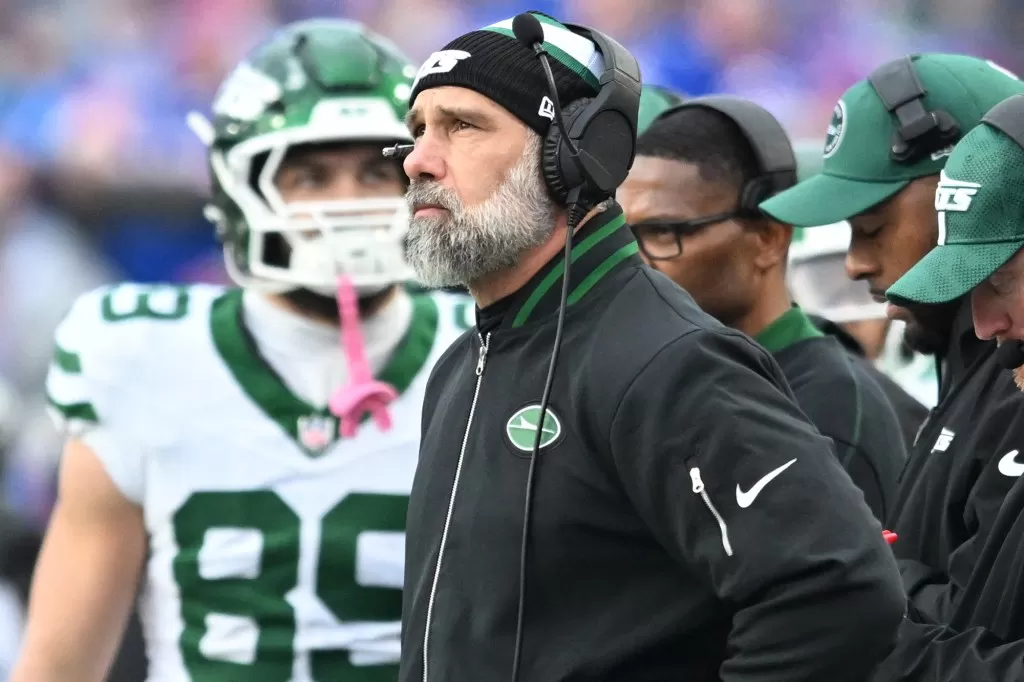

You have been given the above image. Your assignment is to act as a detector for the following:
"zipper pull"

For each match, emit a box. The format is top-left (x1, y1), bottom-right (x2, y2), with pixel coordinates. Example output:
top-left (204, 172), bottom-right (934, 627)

top-left (476, 332), bottom-right (491, 376)
top-left (689, 466), bottom-right (734, 556)
top-left (690, 467), bottom-right (704, 494)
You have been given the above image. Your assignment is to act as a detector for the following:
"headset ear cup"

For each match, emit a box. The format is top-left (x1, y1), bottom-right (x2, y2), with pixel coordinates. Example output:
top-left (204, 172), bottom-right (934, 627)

top-left (542, 98), bottom-right (593, 205)
top-left (542, 121), bottom-right (568, 205)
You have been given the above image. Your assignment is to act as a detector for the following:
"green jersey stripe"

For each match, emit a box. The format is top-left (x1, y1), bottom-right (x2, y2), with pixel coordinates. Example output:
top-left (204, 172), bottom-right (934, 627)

top-left (46, 395), bottom-right (99, 423)
top-left (210, 290), bottom-right (440, 456)
top-left (567, 242), bottom-right (639, 305)
top-left (54, 345), bottom-right (82, 373)
top-left (512, 213), bottom-right (626, 327)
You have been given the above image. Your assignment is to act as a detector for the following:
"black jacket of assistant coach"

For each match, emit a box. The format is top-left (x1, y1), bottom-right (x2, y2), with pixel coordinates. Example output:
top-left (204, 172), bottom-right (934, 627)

top-left (400, 203), bottom-right (907, 682)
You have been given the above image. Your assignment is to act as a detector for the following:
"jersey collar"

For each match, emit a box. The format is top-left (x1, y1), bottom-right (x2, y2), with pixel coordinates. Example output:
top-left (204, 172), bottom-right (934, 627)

top-left (209, 289), bottom-right (439, 456)
top-left (485, 202), bottom-right (640, 330)
top-left (755, 305), bottom-right (825, 353)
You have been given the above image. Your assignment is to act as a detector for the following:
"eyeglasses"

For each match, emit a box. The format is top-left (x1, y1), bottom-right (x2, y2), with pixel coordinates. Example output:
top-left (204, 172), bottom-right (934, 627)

top-left (630, 212), bottom-right (739, 261)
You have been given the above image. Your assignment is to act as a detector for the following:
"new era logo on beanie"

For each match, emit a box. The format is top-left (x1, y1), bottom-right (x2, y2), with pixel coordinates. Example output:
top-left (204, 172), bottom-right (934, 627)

top-left (410, 12), bottom-right (603, 135)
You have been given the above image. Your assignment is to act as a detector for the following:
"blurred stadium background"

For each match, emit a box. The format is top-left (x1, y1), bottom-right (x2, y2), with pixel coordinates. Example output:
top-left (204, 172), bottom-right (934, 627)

top-left (0, 0), bottom-right (1019, 528)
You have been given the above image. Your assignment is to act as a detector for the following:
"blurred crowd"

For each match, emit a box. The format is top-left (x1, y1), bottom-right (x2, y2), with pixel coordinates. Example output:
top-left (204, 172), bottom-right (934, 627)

top-left (0, 0), bottom-right (1022, 527)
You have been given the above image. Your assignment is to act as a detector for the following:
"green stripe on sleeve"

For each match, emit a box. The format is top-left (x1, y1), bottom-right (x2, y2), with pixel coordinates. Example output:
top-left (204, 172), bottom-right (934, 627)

top-left (54, 345), bottom-right (82, 373)
top-left (47, 395), bottom-right (99, 423)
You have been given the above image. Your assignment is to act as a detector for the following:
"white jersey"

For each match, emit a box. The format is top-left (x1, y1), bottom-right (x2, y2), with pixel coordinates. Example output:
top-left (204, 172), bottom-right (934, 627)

top-left (45, 283), bottom-right (473, 681)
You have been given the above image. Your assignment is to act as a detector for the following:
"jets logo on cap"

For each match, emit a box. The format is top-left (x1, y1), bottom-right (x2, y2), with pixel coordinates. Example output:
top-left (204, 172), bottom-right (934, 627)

top-left (506, 404), bottom-right (562, 452)
top-left (412, 50), bottom-right (471, 90)
top-left (934, 169), bottom-right (981, 245)
top-left (823, 100), bottom-right (847, 159)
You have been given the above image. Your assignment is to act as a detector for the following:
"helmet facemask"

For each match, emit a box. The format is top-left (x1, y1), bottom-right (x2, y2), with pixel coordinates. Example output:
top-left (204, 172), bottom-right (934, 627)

top-left (210, 114), bottom-right (413, 298)
top-left (192, 18), bottom-right (419, 300)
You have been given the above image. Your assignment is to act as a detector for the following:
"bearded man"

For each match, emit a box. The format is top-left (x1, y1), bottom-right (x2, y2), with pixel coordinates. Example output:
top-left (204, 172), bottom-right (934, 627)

top-left (397, 12), bottom-right (905, 682)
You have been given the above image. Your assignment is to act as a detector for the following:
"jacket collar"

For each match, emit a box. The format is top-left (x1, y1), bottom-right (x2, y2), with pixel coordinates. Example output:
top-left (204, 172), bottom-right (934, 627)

top-left (754, 305), bottom-right (825, 353)
top-left (479, 202), bottom-right (641, 331)
top-left (941, 299), bottom-right (995, 397)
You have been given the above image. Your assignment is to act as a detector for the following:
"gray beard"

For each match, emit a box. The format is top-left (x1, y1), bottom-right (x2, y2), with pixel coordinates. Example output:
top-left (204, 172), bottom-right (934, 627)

top-left (403, 135), bottom-right (558, 288)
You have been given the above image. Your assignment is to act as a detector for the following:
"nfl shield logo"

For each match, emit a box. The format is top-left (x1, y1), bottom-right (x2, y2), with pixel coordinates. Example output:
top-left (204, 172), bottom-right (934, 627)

top-left (298, 415), bottom-right (338, 454)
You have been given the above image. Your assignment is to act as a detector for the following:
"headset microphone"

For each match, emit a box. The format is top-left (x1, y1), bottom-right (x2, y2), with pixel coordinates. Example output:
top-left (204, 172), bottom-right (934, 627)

top-left (996, 339), bottom-right (1024, 370)
top-left (512, 12), bottom-right (586, 211)
top-left (382, 143), bottom-right (414, 159)
top-left (508, 12), bottom-right (586, 682)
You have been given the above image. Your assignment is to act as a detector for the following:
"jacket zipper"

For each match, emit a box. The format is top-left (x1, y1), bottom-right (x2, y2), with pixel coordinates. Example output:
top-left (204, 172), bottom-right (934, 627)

top-left (689, 467), bottom-right (734, 556)
top-left (422, 331), bottom-right (491, 682)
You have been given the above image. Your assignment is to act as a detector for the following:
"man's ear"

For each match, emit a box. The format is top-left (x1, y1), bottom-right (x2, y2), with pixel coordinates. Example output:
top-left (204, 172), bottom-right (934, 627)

top-left (752, 219), bottom-right (793, 270)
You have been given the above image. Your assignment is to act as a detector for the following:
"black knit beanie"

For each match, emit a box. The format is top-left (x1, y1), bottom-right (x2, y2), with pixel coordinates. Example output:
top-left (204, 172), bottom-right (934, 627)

top-left (409, 12), bottom-right (603, 135)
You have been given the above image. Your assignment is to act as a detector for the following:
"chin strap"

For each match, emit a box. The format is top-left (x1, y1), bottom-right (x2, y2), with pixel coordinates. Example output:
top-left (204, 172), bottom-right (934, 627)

top-left (327, 275), bottom-right (398, 438)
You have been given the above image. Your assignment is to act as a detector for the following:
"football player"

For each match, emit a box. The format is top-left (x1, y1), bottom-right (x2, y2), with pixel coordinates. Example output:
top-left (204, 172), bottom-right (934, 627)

top-left (12, 19), bottom-right (470, 682)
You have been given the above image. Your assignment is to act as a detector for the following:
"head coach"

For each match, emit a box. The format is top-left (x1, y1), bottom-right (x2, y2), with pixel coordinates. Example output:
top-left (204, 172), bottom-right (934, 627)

top-left (396, 11), bottom-right (905, 682)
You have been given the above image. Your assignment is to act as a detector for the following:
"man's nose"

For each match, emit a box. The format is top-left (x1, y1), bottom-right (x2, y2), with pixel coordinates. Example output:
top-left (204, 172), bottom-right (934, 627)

top-left (845, 247), bottom-right (876, 282)
top-left (403, 137), bottom-right (445, 182)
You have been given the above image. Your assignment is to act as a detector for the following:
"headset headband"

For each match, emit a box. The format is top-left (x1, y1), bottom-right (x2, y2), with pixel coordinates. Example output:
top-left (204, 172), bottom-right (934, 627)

top-left (653, 94), bottom-right (797, 214)
top-left (981, 94), bottom-right (1024, 150)
top-left (868, 55), bottom-right (960, 162)
top-left (562, 22), bottom-right (642, 149)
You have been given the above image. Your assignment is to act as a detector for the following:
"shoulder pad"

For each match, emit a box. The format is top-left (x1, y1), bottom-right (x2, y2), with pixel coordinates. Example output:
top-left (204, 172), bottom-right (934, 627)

top-left (45, 283), bottom-right (224, 436)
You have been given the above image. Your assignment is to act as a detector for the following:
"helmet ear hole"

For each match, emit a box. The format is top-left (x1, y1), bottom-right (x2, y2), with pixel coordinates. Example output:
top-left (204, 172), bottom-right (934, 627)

top-left (248, 151), bottom-right (272, 203)
top-left (263, 233), bottom-right (291, 268)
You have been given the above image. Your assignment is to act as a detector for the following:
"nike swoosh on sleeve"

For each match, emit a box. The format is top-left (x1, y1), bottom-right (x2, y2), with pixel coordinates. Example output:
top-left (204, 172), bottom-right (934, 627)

top-left (735, 458), bottom-right (798, 508)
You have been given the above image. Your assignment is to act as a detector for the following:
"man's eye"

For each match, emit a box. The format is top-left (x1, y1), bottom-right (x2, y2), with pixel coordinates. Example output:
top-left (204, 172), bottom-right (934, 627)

top-left (452, 120), bottom-right (474, 132)
top-left (634, 225), bottom-right (677, 241)
top-left (361, 165), bottom-right (397, 184)
top-left (991, 276), bottom-right (1013, 295)
top-left (292, 168), bottom-right (327, 188)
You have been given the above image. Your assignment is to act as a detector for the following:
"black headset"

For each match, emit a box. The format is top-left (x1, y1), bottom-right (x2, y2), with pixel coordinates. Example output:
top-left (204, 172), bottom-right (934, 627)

top-left (981, 93), bottom-right (1024, 149)
top-left (504, 14), bottom-right (641, 682)
top-left (386, 16), bottom-right (642, 216)
top-left (509, 15), bottom-right (642, 211)
top-left (652, 95), bottom-right (799, 215)
top-left (867, 55), bottom-right (961, 163)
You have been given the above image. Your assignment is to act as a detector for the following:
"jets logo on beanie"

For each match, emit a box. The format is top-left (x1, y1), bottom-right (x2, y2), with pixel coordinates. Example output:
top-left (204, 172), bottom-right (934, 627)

top-left (410, 12), bottom-right (604, 136)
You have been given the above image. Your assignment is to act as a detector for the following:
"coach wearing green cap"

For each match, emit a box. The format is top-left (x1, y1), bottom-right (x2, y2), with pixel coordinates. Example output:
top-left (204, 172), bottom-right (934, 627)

top-left (887, 93), bottom-right (1024, 332)
top-left (636, 83), bottom-right (686, 134)
top-left (763, 54), bottom-right (1024, 682)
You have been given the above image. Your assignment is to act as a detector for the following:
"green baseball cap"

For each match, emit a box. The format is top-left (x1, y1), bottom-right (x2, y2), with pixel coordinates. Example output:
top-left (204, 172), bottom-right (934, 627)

top-left (887, 98), bottom-right (1024, 304)
top-left (637, 84), bottom-right (686, 134)
top-left (794, 139), bottom-right (824, 181)
top-left (760, 54), bottom-right (1024, 227)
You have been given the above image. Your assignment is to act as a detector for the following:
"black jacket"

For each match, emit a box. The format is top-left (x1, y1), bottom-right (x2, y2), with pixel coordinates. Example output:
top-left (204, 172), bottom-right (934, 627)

top-left (811, 316), bottom-right (930, 451)
top-left (872, 304), bottom-right (1024, 681)
top-left (759, 309), bottom-right (907, 521)
top-left (401, 204), bottom-right (905, 682)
